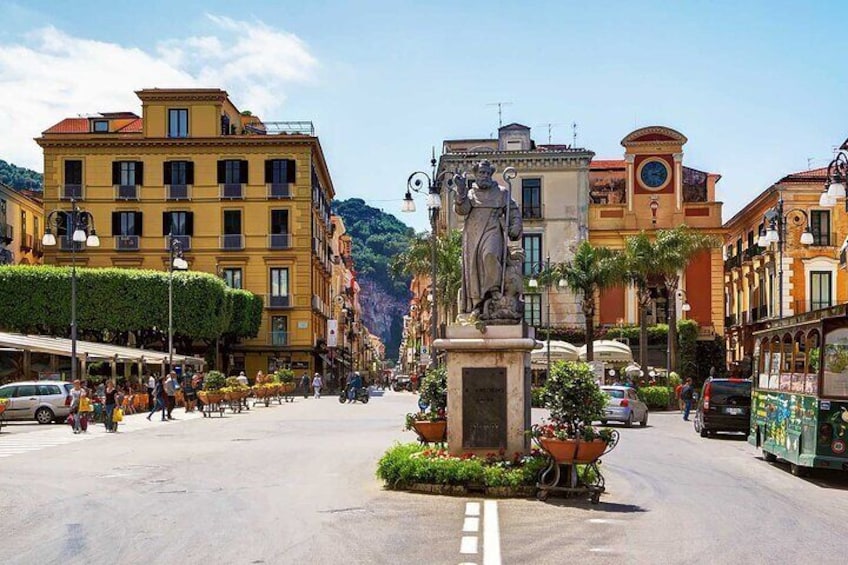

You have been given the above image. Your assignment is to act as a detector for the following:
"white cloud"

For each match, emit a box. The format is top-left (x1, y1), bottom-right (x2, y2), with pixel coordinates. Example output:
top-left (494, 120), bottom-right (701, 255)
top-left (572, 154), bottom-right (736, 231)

top-left (0, 14), bottom-right (319, 171)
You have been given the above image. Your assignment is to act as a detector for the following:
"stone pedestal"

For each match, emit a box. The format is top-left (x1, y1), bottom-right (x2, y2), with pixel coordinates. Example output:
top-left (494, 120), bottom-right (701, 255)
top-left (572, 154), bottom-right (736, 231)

top-left (433, 324), bottom-right (537, 457)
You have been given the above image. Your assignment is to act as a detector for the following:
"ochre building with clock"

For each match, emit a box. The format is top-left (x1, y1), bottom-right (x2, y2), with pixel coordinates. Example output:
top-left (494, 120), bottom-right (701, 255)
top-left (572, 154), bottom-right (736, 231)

top-left (589, 126), bottom-right (725, 343)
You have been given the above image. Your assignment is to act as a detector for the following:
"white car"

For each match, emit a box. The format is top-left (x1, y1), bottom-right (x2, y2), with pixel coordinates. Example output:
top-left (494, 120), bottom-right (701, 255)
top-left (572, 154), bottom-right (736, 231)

top-left (0, 380), bottom-right (74, 424)
top-left (600, 386), bottom-right (648, 428)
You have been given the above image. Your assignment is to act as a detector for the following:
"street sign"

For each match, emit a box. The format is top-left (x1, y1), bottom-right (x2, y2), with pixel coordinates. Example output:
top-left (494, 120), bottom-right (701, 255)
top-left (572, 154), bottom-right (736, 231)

top-left (327, 320), bottom-right (338, 347)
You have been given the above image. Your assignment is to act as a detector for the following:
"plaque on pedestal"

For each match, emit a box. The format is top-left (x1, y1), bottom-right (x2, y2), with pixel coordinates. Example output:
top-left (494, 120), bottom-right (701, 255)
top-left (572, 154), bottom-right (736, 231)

top-left (462, 367), bottom-right (507, 449)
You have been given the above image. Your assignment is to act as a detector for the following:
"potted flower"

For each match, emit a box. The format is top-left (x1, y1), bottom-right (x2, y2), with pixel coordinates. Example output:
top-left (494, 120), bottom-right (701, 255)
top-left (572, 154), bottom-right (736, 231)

top-left (530, 361), bottom-right (615, 464)
top-left (199, 370), bottom-right (227, 405)
top-left (275, 368), bottom-right (296, 395)
top-left (406, 367), bottom-right (447, 443)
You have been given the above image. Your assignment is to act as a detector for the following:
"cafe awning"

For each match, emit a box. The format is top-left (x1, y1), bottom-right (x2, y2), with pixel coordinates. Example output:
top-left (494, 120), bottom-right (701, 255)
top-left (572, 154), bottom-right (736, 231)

top-left (531, 340), bottom-right (580, 366)
top-left (577, 340), bottom-right (633, 363)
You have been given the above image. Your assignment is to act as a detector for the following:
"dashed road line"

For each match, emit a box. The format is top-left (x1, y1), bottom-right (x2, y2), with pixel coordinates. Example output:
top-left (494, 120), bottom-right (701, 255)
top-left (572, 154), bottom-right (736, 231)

top-left (463, 517), bottom-right (480, 532)
top-left (460, 535), bottom-right (478, 554)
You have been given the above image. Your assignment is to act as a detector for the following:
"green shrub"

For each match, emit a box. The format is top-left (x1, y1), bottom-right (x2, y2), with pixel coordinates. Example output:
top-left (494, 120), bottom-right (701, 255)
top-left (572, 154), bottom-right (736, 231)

top-left (544, 361), bottom-right (607, 432)
top-left (531, 387), bottom-right (546, 408)
top-left (667, 372), bottom-right (681, 388)
top-left (637, 386), bottom-right (673, 409)
top-left (203, 371), bottom-right (227, 391)
top-left (419, 366), bottom-right (447, 412)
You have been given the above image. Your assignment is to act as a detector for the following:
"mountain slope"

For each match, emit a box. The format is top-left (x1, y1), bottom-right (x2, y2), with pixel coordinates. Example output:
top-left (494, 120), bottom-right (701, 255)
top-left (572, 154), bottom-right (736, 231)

top-left (0, 160), bottom-right (42, 191)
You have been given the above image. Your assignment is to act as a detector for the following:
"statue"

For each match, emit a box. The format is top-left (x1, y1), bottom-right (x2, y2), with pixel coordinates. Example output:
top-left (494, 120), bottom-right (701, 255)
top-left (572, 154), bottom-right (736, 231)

top-left (454, 160), bottom-right (524, 325)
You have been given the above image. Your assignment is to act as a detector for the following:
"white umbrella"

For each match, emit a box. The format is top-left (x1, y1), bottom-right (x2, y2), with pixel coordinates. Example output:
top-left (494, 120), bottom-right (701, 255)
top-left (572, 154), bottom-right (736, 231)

top-left (577, 340), bottom-right (633, 363)
top-left (531, 340), bottom-right (579, 366)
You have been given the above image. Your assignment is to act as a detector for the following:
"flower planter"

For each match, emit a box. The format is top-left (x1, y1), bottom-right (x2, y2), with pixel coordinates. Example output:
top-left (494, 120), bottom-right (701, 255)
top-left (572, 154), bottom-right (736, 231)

top-left (538, 437), bottom-right (607, 464)
top-left (412, 420), bottom-right (447, 443)
top-left (198, 391), bottom-right (224, 404)
top-left (280, 383), bottom-right (296, 395)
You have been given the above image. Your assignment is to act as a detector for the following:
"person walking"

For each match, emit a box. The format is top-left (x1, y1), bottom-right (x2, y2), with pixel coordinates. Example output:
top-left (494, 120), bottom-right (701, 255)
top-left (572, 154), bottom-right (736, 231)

top-left (103, 380), bottom-right (120, 432)
top-left (312, 373), bottom-right (323, 399)
top-left (675, 381), bottom-right (684, 411)
top-left (237, 371), bottom-right (249, 387)
top-left (301, 373), bottom-right (310, 399)
top-left (164, 372), bottom-right (177, 420)
top-left (146, 374), bottom-right (155, 411)
top-left (193, 373), bottom-right (205, 413)
top-left (69, 379), bottom-right (83, 434)
top-left (147, 376), bottom-right (167, 421)
top-left (182, 372), bottom-right (196, 413)
top-left (681, 378), bottom-right (695, 421)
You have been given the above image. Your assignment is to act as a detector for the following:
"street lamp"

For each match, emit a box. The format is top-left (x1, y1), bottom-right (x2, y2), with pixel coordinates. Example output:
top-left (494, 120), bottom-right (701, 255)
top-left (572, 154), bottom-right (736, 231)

top-left (167, 233), bottom-right (189, 372)
top-left (757, 192), bottom-right (813, 319)
top-left (401, 149), bottom-right (455, 368)
top-left (528, 255), bottom-right (554, 374)
top-left (43, 199), bottom-right (99, 382)
top-left (677, 289), bottom-right (692, 318)
top-left (820, 151), bottom-right (848, 209)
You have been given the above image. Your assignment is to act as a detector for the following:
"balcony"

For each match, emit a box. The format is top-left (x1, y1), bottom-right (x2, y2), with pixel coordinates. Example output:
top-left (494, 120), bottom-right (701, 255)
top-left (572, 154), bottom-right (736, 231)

top-left (268, 183), bottom-right (293, 199)
top-left (0, 223), bottom-right (11, 244)
top-left (724, 255), bottom-right (741, 271)
top-left (270, 330), bottom-right (289, 346)
top-left (267, 295), bottom-right (292, 309)
top-left (59, 236), bottom-right (84, 251)
top-left (269, 233), bottom-right (292, 249)
top-left (115, 184), bottom-right (138, 200)
top-left (115, 235), bottom-right (139, 251)
top-left (33, 240), bottom-right (43, 257)
top-left (743, 246), bottom-right (762, 261)
top-left (164, 235), bottom-right (191, 251)
top-left (166, 184), bottom-right (190, 201)
top-left (220, 183), bottom-right (244, 199)
top-left (725, 314), bottom-right (737, 328)
top-left (61, 184), bottom-right (83, 200)
top-left (220, 234), bottom-right (244, 250)
top-left (521, 205), bottom-right (543, 220)
top-left (20, 234), bottom-right (33, 251)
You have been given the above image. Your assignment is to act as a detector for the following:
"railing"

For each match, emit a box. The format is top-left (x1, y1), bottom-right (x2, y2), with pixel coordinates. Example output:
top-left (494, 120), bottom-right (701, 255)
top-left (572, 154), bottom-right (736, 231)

top-left (268, 183), bottom-right (293, 198)
top-left (61, 184), bottom-right (83, 200)
top-left (270, 331), bottom-right (289, 346)
top-left (60, 236), bottom-right (84, 251)
top-left (220, 234), bottom-right (244, 250)
top-left (743, 246), bottom-right (762, 261)
top-left (521, 205), bottom-right (543, 220)
top-left (33, 240), bottom-right (43, 256)
top-left (165, 235), bottom-right (191, 251)
top-left (115, 185), bottom-right (138, 200)
top-left (758, 305), bottom-right (769, 320)
top-left (220, 183), bottom-right (244, 199)
top-left (166, 184), bottom-right (190, 201)
top-left (20, 234), bottom-right (33, 251)
top-left (269, 234), bottom-right (292, 249)
top-left (115, 235), bottom-right (139, 250)
top-left (267, 295), bottom-right (292, 309)
top-left (724, 255), bottom-right (741, 270)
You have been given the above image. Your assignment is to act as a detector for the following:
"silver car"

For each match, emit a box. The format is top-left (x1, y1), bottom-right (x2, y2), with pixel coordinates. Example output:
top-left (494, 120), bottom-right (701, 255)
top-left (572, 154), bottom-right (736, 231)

top-left (600, 386), bottom-right (648, 427)
top-left (0, 380), bottom-right (73, 424)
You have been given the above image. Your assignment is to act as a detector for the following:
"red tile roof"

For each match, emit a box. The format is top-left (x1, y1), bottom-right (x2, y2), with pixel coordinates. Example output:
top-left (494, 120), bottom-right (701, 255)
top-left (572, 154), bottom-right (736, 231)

top-left (779, 166), bottom-right (828, 182)
top-left (115, 118), bottom-right (142, 133)
top-left (590, 159), bottom-right (626, 169)
top-left (43, 118), bottom-right (88, 134)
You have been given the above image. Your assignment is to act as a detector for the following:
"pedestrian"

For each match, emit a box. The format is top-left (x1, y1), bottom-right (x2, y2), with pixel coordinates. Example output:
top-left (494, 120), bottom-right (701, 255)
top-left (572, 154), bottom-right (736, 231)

top-left (312, 373), bottom-right (323, 399)
top-left (164, 372), bottom-right (177, 419)
top-left (103, 380), bottom-right (120, 432)
top-left (147, 376), bottom-right (167, 421)
top-left (182, 372), bottom-right (196, 413)
top-left (301, 373), bottom-right (310, 398)
top-left (193, 373), bottom-right (205, 413)
top-left (681, 378), bottom-right (695, 421)
top-left (78, 389), bottom-right (92, 433)
top-left (237, 371), bottom-right (249, 387)
top-left (146, 374), bottom-right (155, 410)
top-left (69, 379), bottom-right (83, 434)
top-left (675, 381), bottom-right (684, 411)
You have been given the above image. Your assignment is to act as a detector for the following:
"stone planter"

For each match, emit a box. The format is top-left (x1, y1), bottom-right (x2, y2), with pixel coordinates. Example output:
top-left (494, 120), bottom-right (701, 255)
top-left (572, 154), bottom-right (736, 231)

top-left (538, 437), bottom-right (607, 464)
top-left (412, 420), bottom-right (447, 443)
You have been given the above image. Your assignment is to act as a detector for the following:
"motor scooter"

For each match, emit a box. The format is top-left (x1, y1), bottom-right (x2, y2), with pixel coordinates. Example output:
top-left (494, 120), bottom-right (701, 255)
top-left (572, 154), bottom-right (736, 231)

top-left (339, 386), bottom-right (370, 404)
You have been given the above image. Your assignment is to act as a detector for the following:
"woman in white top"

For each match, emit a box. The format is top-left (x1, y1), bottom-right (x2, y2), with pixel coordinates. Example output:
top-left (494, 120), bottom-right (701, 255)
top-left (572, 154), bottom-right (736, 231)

top-left (311, 374), bottom-right (323, 399)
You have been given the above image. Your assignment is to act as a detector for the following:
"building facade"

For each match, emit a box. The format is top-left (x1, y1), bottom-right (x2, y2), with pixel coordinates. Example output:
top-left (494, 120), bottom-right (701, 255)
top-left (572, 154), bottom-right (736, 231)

top-left (435, 123), bottom-right (595, 331)
top-left (723, 166), bottom-right (848, 370)
top-left (37, 88), bottom-right (335, 377)
top-left (0, 184), bottom-right (44, 265)
top-left (591, 126), bottom-right (725, 340)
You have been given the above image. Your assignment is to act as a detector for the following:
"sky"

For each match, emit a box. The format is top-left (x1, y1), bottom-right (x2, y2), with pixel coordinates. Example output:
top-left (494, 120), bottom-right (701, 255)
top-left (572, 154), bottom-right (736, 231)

top-left (1, 0), bottom-right (847, 231)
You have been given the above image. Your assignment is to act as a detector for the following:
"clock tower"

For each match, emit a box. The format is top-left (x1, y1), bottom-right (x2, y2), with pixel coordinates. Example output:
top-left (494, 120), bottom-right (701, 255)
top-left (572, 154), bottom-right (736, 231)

top-left (622, 126), bottom-right (688, 226)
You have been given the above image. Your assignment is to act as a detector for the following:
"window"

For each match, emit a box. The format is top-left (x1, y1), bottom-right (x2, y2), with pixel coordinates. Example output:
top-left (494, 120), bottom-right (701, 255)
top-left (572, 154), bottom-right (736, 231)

top-left (266, 159), bottom-right (296, 184)
top-left (271, 210), bottom-right (289, 234)
top-left (270, 268), bottom-right (290, 307)
top-left (810, 210), bottom-right (831, 246)
top-left (34, 217), bottom-right (40, 240)
top-left (522, 234), bottom-right (542, 276)
top-left (14, 385), bottom-right (36, 397)
top-left (112, 161), bottom-right (143, 186)
top-left (810, 271), bottom-right (832, 311)
top-left (93, 120), bottom-right (109, 133)
top-left (36, 385), bottom-right (61, 396)
top-left (218, 160), bottom-right (248, 184)
top-left (271, 316), bottom-right (288, 346)
top-left (522, 178), bottom-right (542, 219)
top-left (164, 161), bottom-right (194, 185)
top-left (525, 294), bottom-right (542, 326)
top-left (747, 230), bottom-right (754, 248)
top-left (168, 109), bottom-right (188, 138)
top-left (162, 211), bottom-right (192, 236)
top-left (64, 160), bottom-right (82, 185)
top-left (222, 268), bottom-right (242, 289)
top-left (736, 238), bottom-right (742, 258)
top-left (223, 210), bottom-right (242, 235)
top-left (20, 210), bottom-right (26, 240)
top-left (112, 212), bottom-right (142, 236)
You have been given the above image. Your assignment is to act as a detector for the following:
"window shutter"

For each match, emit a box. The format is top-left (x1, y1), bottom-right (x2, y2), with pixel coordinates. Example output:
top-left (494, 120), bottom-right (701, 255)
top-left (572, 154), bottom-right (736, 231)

top-left (240, 160), bottom-right (249, 184)
top-left (186, 162), bottom-right (194, 185)
top-left (287, 159), bottom-right (296, 183)
top-left (217, 161), bottom-right (225, 184)
top-left (265, 160), bottom-right (273, 183)
top-left (162, 212), bottom-right (170, 236)
top-left (136, 161), bottom-right (144, 186)
top-left (163, 162), bottom-right (172, 185)
top-left (135, 212), bottom-right (143, 236)
top-left (185, 212), bottom-right (194, 236)
top-left (111, 212), bottom-right (120, 236)
top-left (112, 162), bottom-right (120, 185)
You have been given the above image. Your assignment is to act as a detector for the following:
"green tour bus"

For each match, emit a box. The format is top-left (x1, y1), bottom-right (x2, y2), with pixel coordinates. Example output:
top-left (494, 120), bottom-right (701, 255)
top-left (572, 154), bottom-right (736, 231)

top-left (750, 304), bottom-right (848, 476)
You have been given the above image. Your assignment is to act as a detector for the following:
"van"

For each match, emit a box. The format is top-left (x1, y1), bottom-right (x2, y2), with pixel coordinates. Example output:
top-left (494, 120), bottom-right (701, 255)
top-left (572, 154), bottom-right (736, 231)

top-left (693, 378), bottom-right (752, 438)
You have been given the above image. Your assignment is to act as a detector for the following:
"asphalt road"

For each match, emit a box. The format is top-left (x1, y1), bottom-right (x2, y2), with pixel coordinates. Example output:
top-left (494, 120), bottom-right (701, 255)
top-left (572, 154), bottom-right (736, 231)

top-left (1, 392), bottom-right (847, 565)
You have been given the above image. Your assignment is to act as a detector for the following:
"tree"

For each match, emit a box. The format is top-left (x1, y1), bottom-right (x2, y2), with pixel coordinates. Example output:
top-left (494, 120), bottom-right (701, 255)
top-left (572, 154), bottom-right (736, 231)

top-left (556, 241), bottom-right (624, 362)
top-left (652, 226), bottom-right (718, 372)
top-left (623, 232), bottom-right (657, 369)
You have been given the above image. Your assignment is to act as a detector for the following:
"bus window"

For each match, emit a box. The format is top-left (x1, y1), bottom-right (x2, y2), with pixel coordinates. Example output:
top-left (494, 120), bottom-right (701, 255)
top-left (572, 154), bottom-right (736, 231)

top-left (823, 327), bottom-right (848, 397)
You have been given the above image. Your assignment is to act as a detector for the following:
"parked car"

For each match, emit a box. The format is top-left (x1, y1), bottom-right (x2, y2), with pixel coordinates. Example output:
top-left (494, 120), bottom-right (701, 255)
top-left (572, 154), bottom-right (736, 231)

top-left (693, 378), bottom-right (752, 438)
top-left (600, 386), bottom-right (648, 427)
top-left (392, 375), bottom-right (412, 392)
top-left (0, 381), bottom-right (73, 424)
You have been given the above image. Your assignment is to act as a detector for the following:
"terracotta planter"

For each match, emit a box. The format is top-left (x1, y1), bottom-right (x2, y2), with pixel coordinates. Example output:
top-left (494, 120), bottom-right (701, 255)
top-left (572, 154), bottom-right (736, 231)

top-left (538, 437), bottom-right (607, 464)
top-left (281, 383), bottom-right (296, 394)
top-left (198, 391), bottom-right (223, 404)
top-left (413, 420), bottom-right (447, 443)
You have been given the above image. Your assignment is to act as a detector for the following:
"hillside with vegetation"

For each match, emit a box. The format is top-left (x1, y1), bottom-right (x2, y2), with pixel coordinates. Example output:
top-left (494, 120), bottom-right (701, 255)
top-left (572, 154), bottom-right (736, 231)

top-left (332, 198), bottom-right (415, 361)
top-left (0, 160), bottom-right (42, 191)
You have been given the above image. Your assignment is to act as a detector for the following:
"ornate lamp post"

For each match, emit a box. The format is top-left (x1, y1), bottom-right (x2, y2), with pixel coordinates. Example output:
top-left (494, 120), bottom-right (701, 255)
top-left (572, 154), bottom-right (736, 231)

top-left (42, 199), bottom-right (100, 382)
top-left (401, 150), bottom-right (455, 368)
top-left (755, 193), bottom-right (813, 319)
top-left (167, 233), bottom-right (189, 371)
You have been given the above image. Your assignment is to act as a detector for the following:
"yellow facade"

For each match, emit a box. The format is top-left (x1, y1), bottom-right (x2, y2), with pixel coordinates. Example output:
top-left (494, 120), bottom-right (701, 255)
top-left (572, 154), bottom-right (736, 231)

top-left (0, 184), bottom-right (44, 265)
top-left (37, 88), bottom-right (334, 377)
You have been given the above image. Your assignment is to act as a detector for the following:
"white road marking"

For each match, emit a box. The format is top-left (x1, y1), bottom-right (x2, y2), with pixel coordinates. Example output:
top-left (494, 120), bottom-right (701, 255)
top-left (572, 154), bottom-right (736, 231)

top-left (460, 536), bottom-right (478, 554)
top-left (587, 518), bottom-right (622, 524)
top-left (482, 500), bottom-right (501, 565)
top-left (463, 517), bottom-right (480, 532)
top-left (590, 547), bottom-right (616, 553)
top-left (465, 502), bottom-right (480, 516)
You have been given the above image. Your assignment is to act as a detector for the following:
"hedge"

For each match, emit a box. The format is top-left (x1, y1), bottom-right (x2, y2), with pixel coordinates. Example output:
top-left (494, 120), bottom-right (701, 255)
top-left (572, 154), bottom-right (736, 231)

top-left (0, 265), bottom-right (261, 341)
top-left (637, 386), bottom-right (673, 410)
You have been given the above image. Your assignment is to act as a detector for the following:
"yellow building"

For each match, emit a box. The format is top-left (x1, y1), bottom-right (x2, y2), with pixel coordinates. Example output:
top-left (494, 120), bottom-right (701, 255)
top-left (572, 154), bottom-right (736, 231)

top-left (0, 184), bottom-right (44, 265)
top-left (37, 88), bottom-right (335, 377)
top-left (723, 166), bottom-right (848, 371)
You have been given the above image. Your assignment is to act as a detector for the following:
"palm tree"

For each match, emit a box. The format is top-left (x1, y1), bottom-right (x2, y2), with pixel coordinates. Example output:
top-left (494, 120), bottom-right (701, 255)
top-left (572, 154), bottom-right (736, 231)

top-left (557, 240), bottom-right (624, 362)
top-left (623, 232), bottom-right (656, 369)
top-left (653, 226), bottom-right (719, 372)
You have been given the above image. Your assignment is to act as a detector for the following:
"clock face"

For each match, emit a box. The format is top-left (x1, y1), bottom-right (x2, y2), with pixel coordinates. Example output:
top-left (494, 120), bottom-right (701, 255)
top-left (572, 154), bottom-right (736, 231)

top-left (640, 160), bottom-right (670, 189)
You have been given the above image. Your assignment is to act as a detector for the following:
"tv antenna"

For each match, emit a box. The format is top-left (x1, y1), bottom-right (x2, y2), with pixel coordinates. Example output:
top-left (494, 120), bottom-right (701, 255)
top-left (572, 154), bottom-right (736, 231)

top-left (487, 102), bottom-right (512, 128)
top-left (536, 123), bottom-right (563, 144)
top-left (572, 122), bottom-right (578, 148)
